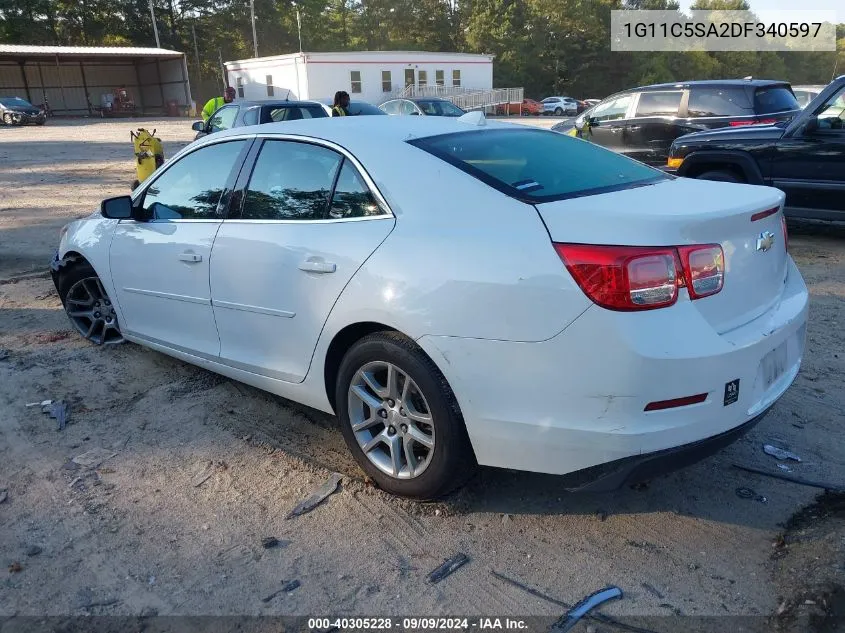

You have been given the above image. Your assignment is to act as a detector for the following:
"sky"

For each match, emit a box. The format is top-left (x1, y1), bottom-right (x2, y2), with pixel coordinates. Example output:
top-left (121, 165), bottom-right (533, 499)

top-left (676, 0), bottom-right (845, 24)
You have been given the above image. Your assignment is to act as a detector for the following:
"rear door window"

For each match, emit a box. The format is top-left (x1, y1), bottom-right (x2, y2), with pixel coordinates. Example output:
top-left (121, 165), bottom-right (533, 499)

top-left (635, 91), bottom-right (683, 117)
top-left (687, 87), bottom-right (753, 117)
top-left (243, 107), bottom-right (259, 126)
top-left (241, 140), bottom-right (342, 220)
top-left (270, 106), bottom-right (327, 122)
top-left (754, 86), bottom-right (800, 115)
top-left (409, 128), bottom-right (666, 203)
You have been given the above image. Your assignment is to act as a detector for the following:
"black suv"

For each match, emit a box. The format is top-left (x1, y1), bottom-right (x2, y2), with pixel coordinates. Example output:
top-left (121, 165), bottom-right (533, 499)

top-left (667, 76), bottom-right (845, 221)
top-left (552, 79), bottom-right (801, 166)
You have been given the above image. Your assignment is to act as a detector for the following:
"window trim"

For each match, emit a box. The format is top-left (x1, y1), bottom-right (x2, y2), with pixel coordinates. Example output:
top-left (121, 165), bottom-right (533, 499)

top-left (633, 89), bottom-right (685, 118)
top-left (407, 128), bottom-right (669, 205)
top-left (227, 134), bottom-right (394, 223)
top-left (128, 137), bottom-right (255, 223)
top-left (350, 70), bottom-right (362, 94)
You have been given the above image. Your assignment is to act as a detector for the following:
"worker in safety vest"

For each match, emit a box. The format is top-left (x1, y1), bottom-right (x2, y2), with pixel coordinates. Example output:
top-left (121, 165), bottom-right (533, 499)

top-left (331, 91), bottom-right (351, 117)
top-left (202, 87), bottom-right (236, 122)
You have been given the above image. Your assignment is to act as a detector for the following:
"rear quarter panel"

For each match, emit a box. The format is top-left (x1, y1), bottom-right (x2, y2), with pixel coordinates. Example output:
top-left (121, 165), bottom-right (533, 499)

top-left (320, 140), bottom-right (592, 344)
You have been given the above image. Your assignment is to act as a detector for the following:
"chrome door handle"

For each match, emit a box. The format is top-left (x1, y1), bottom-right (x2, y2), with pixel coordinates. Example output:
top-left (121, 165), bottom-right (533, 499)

top-left (298, 259), bottom-right (337, 274)
top-left (179, 252), bottom-right (202, 263)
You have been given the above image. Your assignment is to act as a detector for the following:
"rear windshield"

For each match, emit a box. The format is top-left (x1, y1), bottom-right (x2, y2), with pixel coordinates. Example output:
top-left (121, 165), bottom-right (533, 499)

top-left (409, 128), bottom-right (667, 203)
top-left (754, 86), bottom-right (800, 114)
top-left (0, 97), bottom-right (33, 108)
top-left (349, 101), bottom-right (386, 115)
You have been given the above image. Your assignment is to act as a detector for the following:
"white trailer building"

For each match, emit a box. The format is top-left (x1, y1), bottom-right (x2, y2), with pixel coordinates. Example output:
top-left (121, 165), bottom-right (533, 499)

top-left (0, 45), bottom-right (193, 116)
top-left (224, 51), bottom-right (494, 105)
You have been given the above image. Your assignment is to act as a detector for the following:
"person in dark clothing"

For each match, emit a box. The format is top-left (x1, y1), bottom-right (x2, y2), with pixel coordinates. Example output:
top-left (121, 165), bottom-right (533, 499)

top-left (332, 91), bottom-right (351, 117)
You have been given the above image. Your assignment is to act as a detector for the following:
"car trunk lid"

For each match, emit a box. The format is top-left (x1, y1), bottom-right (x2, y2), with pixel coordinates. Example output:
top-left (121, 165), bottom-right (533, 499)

top-left (536, 178), bottom-right (788, 333)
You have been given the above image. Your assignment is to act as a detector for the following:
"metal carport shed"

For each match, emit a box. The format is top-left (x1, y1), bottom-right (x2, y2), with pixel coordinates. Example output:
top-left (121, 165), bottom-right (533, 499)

top-left (0, 45), bottom-right (192, 116)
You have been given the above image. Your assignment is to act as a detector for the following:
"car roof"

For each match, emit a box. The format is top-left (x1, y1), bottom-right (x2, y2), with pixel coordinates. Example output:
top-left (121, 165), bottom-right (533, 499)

top-left (635, 79), bottom-right (789, 92)
top-left (404, 97), bottom-right (453, 103)
top-left (234, 100), bottom-right (323, 107)
top-left (202, 114), bottom-right (513, 149)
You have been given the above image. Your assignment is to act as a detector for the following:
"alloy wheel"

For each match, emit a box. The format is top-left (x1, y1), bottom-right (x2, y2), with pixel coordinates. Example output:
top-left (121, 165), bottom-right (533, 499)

top-left (64, 277), bottom-right (123, 345)
top-left (347, 361), bottom-right (435, 479)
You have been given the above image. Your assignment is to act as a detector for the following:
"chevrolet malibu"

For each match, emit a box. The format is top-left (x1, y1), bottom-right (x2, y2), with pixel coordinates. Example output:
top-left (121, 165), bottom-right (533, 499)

top-left (51, 115), bottom-right (808, 499)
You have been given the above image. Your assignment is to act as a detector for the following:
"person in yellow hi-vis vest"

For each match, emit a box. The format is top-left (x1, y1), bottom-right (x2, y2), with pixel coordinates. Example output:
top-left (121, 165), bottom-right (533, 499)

top-left (202, 87), bottom-right (236, 122)
top-left (331, 91), bottom-right (351, 117)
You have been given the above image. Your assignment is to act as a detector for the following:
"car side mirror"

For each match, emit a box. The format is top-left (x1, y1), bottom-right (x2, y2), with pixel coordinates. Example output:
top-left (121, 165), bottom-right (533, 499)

top-left (101, 195), bottom-right (134, 220)
top-left (803, 116), bottom-right (819, 135)
top-left (191, 121), bottom-right (205, 132)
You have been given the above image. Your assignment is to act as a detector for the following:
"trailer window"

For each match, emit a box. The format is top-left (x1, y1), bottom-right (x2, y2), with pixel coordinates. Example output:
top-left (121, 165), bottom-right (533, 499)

top-left (382, 71), bottom-right (392, 93)
top-left (266, 75), bottom-right (274, 97)
top-left (350, 71), bottom-right (362, 94)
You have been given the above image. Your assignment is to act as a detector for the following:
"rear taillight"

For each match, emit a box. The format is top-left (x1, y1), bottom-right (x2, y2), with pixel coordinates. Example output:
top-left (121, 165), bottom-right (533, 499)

top-left (554, 243), bottom-right (725, 311)
top-left (677, 244), bottom-right (724, 299)
top-left (781, 215), bottom-right (788, 252)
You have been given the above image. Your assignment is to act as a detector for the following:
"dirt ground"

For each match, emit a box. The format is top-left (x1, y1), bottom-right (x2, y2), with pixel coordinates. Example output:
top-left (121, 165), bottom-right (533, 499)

top-left (1, 118), bottom-right (844, 632)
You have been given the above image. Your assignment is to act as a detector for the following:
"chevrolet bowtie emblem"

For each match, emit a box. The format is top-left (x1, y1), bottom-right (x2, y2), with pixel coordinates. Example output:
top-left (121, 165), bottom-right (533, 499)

top-left (756, 231), bottom-right (775, 252)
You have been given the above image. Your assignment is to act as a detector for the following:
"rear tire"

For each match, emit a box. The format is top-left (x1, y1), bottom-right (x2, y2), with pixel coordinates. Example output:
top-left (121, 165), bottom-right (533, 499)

top-left (696, 170), bottom-right (743, 183)
top-left (335, 331), bottom-right (475, 499)
top-left (554, 107), bottom-right (564, 116)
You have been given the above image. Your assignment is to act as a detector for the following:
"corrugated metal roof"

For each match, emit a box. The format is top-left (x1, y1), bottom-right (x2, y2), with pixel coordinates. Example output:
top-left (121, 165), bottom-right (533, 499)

top-left (0, 45), bottom-right (183, 58)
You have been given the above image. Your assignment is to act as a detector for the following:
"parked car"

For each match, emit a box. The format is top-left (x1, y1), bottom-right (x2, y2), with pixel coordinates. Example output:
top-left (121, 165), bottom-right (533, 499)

top-left (582, 98), bottom-right (601, 108)
top-left (542, 96), bottom-right (579, 116)
top-left (379, 97), bottom-right (465, 117)
top-left (667, 75), bottom-right (845, 221)
top-left (496, 99), bottom-right (543, 116)
top-left (0, 96), bottom-right (46, 126)
top-left (792, 84), bottom-right (827, 108)
top-left (51, 115), bottom-right (807, 499)
top-left (552, 79), bottom-right (801, 167)
top-left (192, 100), bottom-right (328, 139)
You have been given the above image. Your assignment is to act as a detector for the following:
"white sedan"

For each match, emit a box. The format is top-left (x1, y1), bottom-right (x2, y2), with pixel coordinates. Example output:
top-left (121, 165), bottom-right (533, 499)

top-left (51, 115), bottom-right (808, 499)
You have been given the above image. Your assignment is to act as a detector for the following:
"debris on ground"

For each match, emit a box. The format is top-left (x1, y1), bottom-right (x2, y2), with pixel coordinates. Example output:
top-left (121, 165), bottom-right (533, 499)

top-left (641, 582), bottom-right (664, 599)
top-left (25, 545), bottom-right (42, 557)
top-left (71, 448), bottom-right (117, 469)
top-left (286, 473), bottom-right (342, 519)
top-left (9, 562), bottom-right (22, 573)
top-left (427, 553), bottom-right (469, 584)
top-left (26, 399), bottom-right (52, 408)
top-left (491, 571), bottom-right (656, 633)
top-left (0, 488), bottom-right (7, 504)
top-left (261, 537), bottom-right (290, 549)
top-left (38, 400), bottom-right (70, 431)
top-left (552, 586), bottom-right (623, 632)
top-left (261, 580), bottom-right (301, 603)
top-left (763, 444), bottom-right (802, 462)
top-left (778, 464), bottom-right (794, 473)
top-left (733, 464), bottom-right (844, 492)
top-left (192, 461), bottom-right (215, 488)
top-left (736, 487), bottom-right (755, 499)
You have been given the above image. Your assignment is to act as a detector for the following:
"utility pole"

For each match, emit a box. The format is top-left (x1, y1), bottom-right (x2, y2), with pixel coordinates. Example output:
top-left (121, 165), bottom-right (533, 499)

top-left (218, 49), bottom-right (226, 91)
top-left (148, 0), bottom-right (161, 48)
top-left (250, 0), bottom-right (258, 58)
top-left (296, 7), bottom-right (303, 52)
top-left (191, 22), bottom-right (201, 78)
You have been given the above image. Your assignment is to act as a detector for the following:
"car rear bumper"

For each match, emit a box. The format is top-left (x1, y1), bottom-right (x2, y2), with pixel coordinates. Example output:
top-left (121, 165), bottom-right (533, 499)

top-left (417, 256), bottom-right (808, 477)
